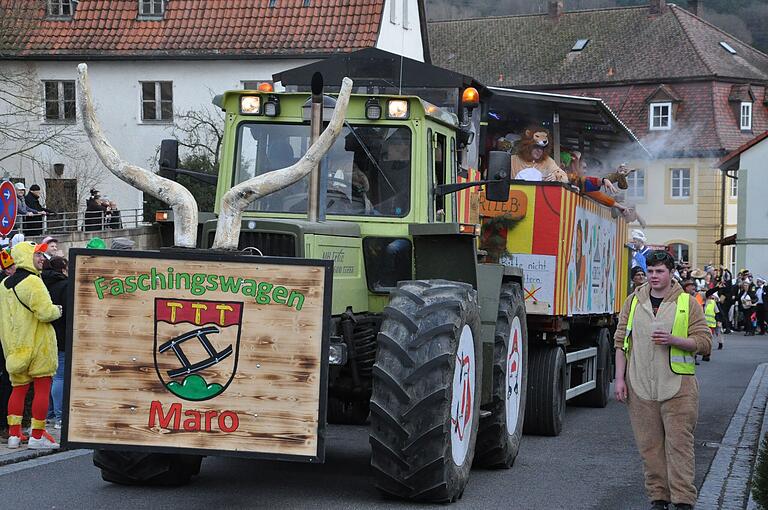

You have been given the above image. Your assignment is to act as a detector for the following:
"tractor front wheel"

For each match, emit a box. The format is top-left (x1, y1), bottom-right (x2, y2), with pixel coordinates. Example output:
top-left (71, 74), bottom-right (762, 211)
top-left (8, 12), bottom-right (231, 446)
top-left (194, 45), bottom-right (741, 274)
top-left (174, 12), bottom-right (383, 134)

top-left (370, 280), bottom-right (482, 503)
top-left (93, 450), bottom-right (202, 486)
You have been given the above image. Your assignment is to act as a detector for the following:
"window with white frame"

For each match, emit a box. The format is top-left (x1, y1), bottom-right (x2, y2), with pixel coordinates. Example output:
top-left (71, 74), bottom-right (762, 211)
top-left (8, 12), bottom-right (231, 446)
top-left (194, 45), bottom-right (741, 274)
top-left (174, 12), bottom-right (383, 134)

top-left (649, 102), bottom-right (672, 130)
top-left (141, 81), bottom-right (173, 122)
top-left (669, 242), bottom-right (690, 264)
top-left (625, 168), bottom-right (645, 200)
top-left (670, 168), bottom-right (690, 199)
top-left (740, 102), bottom-right (752, 130)
top-left (729, 245), bottom-right (737, 276)
top-left (43, 80), bottom-right (76, 122)
top-left (139, 0), bottom-right (164, 16)
top-left (730, 176), bottom-right (738, 198)
top-left (47, 0), bottom-right (73, 16)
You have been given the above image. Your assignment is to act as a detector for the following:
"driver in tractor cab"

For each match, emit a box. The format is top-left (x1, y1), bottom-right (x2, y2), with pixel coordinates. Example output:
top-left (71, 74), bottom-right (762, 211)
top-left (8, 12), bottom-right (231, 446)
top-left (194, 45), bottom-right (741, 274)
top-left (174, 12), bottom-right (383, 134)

top-left (378, 130), bottom-right (411, 216)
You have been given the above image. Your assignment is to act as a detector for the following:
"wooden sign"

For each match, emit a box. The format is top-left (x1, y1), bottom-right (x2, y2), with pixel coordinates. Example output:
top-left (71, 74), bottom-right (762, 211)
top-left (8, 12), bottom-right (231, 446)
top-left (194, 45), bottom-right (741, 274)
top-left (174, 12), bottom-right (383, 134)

top-left (478, 189), bottom-right (528, 219)
top-left (63, 249), bottom-right (332, 462)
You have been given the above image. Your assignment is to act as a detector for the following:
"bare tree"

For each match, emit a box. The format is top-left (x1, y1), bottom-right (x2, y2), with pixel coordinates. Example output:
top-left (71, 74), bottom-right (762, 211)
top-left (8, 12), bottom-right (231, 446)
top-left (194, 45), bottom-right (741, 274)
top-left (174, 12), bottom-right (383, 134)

top-left (171, 106), bottom-right (225, 168)
top-left (0, 1), bottom-right (82, 169)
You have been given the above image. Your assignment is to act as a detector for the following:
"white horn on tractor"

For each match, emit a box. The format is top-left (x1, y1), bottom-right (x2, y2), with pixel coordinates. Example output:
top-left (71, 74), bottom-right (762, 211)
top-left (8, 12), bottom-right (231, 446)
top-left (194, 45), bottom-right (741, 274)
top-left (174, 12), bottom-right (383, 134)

top-left (77, 63), bottom-right (199, 248)
top-left (211, 77), bottom-right (353, 251)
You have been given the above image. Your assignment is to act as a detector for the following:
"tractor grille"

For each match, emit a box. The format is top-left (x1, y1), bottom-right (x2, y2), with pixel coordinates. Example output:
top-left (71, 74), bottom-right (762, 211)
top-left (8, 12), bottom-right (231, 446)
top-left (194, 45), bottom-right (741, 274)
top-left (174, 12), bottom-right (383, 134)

top-left (238, 231), bottom-right (297, 257)
top-left (207, 231), bottom-right (297, 257)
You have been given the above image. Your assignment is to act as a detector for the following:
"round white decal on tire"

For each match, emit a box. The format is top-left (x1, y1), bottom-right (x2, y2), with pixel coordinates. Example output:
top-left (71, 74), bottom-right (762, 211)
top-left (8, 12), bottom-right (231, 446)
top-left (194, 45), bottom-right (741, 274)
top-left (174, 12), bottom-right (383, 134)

top-left (505, 316), bottom-right (523, 434)
top-left (451, 324), bottom-right (476, 466)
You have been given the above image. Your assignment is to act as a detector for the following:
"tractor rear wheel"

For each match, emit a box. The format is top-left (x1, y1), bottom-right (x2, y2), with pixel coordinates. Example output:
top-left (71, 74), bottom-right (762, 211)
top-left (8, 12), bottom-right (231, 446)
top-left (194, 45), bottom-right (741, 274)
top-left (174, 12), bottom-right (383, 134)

top-left (93, 450), bottom-right (202, 486)
top-left (370, 280), bottom-right (482, 503)
top-left (523, 345), bottom-right (566, 436)
top-left (474, 282), bottom-right (528, 468)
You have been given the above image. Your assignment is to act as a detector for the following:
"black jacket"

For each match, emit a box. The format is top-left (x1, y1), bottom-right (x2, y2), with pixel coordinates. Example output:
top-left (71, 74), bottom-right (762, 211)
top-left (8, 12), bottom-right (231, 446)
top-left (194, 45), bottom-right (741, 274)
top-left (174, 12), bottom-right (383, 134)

top-left (41, 269), bottom-right (69, 352)
top-left (25, 192), bottom-right (52, 214)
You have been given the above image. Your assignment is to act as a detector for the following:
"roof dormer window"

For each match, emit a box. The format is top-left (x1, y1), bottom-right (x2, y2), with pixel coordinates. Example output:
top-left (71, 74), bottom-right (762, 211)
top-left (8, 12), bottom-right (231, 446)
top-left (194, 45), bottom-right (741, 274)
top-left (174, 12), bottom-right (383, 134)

top-left (138, 0), bottom-right (164, 18)
top-left (47, 0), bottom-right (74, 18)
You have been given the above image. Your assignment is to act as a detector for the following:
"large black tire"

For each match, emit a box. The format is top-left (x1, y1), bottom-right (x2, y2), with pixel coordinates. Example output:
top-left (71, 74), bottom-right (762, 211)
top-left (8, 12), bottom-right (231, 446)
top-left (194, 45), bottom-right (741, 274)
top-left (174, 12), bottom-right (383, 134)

top-left (327, 396), bottom-right (370, 425)
top-left (523, 345), bottom-right (566, 436)
top-left (93, 450), bottom-right (203, 486)
top-left (474, 282), bottom-right (528, 468)
top-left (370, 280), bottom-right (482, 503)
top-left (571, 328), bottom-right (612, 408)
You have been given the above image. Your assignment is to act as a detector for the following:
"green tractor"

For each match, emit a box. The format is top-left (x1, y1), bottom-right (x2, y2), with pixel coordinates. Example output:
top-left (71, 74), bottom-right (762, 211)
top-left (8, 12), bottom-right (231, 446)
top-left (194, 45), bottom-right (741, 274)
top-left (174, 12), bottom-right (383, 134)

top-left (151, 85), bottom-right (528, 502)
top-left (81, 73), bottom-right (528, 502)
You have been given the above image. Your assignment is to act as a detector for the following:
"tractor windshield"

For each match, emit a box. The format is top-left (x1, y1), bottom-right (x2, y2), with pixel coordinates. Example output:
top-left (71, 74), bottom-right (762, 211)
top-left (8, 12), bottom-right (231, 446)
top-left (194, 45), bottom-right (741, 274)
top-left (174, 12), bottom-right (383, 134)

top-left (235, 123), bottom-right (412, 217)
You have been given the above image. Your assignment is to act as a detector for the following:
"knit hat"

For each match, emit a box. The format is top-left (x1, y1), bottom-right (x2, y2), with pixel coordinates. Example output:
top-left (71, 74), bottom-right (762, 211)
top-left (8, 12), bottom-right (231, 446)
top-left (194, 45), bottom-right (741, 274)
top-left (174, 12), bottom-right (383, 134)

top-left (0, 249), bottom-right (13, 269)
top-left (110, 238), bottom-right (135, 250)
top-left (29, 184), bottom-right (41, 192)
top-left (86, 237), bottom-right (106, 250)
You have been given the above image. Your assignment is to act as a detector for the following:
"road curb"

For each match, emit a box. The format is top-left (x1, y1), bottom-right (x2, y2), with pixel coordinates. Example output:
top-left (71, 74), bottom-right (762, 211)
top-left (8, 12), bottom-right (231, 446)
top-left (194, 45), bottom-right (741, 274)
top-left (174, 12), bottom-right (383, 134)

top-left (699, 362), bottom-right (768, 509)
top-left (0, 446), bottom-right (62, 467)
top-left (746, 377), bottom-right (768, 510)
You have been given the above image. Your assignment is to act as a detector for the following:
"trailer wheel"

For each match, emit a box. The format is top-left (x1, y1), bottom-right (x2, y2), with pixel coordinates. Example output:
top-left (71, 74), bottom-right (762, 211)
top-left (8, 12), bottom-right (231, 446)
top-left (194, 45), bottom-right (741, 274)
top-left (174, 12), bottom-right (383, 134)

top-left (474, 282), bottom-right (528, 468)
top-left (370, 280), bottom-right (482, 503)
top-left (328, 396), bottom-right (370, 425)
top-left (93, 450), bottom-right (202, 486)
top-left (523, 345), bottom-right (566, 436)
top-left (572, 328), bottom-right (612, 408)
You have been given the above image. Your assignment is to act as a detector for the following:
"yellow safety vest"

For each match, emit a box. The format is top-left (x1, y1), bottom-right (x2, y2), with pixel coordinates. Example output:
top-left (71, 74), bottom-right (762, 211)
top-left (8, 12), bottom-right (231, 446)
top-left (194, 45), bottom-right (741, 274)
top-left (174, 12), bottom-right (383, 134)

top-left (623, 293), bottom-right (695, 376)
top-left (704, 300), bottom-right (718, 328)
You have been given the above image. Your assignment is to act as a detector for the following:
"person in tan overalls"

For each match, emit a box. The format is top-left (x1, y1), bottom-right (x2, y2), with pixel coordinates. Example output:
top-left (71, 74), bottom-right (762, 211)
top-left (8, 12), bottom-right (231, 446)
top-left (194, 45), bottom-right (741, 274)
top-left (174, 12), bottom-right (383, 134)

top-left (614, 250), bottom-right (712, 510)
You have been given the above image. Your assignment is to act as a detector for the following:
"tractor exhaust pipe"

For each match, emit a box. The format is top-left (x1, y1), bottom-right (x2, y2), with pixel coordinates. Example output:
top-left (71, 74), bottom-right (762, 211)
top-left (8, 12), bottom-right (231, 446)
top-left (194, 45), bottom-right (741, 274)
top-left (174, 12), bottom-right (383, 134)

top-left (307, 72), bottom-right (324, 223)
top-left (211, 77), bottom-right (353, 250)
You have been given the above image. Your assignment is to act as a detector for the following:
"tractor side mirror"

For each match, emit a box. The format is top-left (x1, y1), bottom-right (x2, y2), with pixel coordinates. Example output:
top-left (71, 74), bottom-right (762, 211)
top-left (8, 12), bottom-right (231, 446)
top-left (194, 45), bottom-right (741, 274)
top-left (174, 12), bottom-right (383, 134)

top-left (484, 150), bottom-right (511, 202)
top-left (159, 139), bottom-right (179, 178)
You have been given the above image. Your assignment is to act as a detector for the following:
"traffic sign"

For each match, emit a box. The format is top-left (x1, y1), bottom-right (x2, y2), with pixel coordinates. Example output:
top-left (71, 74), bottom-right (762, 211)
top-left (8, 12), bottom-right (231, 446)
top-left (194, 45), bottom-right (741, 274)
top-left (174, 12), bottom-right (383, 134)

top-left (0, 181), bottom-right (17, 237)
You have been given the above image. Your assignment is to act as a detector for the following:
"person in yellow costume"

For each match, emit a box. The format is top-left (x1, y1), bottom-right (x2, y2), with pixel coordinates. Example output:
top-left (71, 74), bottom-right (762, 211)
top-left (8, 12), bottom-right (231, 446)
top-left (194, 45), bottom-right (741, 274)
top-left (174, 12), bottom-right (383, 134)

top-left (0, 241), bottom-right (62, 449)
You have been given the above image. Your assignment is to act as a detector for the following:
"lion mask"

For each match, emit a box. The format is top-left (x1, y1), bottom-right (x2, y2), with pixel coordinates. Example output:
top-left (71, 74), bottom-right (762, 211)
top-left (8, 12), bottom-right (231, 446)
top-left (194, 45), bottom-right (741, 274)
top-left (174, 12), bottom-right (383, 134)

top-left (517, 127), bottom-right (552, 162)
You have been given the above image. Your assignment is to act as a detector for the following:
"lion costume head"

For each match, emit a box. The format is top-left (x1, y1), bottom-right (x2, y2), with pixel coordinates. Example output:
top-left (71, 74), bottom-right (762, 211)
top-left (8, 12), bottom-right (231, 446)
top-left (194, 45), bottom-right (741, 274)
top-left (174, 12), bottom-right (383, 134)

top-left (517, 127), bottom-right (552, 163)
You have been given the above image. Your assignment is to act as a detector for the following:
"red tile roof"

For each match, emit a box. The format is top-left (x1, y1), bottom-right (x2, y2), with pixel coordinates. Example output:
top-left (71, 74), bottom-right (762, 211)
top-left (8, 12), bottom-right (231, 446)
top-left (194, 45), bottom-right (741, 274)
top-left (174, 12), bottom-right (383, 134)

top-left (718, 131), bottom-right (768, 169)
top-left (550, 82), bottom-right (768, 156)
top-left (1, 0), bottom-right (386, 58)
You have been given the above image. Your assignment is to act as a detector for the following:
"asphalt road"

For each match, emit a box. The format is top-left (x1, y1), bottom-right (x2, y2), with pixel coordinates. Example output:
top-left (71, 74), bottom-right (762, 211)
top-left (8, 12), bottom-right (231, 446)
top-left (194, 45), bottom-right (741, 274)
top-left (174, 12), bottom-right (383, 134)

top-left (1, 333), bottom-right (765, 510)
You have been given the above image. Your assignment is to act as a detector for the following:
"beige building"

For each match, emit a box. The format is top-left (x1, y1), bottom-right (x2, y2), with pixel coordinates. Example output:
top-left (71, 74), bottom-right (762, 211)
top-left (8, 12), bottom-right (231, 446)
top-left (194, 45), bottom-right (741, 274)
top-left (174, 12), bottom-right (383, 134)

top-left (624, 157), bottom-right (737, 267)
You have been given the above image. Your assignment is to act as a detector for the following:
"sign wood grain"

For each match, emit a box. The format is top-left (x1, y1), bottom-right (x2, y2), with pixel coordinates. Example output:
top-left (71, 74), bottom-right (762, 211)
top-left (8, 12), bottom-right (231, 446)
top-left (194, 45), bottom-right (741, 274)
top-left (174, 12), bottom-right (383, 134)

top-left (64, 251), bottom-right (331, 461)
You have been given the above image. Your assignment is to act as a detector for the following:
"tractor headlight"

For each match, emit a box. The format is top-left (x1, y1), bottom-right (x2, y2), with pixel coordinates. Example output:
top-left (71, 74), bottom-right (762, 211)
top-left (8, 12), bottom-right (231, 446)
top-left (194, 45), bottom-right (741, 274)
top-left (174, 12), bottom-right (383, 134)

top-left (328, 341), bottom-right (347, 365)
top-left (240, 96), bottom-right (261, 115)
top-left (365, 98), bottom-right (382, 120)
top-left (264, 95), bottom-right (280, 117)
top-left (387, 99), bottom-right (409, 119)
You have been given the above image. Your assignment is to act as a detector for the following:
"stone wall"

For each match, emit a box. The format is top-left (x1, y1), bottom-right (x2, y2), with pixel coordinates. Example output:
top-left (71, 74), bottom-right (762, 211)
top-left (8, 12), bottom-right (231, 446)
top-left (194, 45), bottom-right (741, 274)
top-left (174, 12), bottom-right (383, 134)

top-left (27, 225), bottom-right (161, 256)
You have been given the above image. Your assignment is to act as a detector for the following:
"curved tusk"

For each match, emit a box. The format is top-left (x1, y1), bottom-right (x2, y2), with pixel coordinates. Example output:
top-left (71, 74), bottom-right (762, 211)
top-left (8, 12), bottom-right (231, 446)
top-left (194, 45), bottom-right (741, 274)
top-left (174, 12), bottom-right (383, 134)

top-left (77, 63), bottom-right (199, 248)
top-left (212, 77), bottom-right (354, 250)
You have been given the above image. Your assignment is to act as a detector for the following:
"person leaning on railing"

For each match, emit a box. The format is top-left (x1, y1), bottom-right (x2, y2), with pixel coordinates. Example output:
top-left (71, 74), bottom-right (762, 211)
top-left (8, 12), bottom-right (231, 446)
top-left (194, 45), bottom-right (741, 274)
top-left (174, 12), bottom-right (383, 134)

top-left (84, 188), bottom-right (108, 232)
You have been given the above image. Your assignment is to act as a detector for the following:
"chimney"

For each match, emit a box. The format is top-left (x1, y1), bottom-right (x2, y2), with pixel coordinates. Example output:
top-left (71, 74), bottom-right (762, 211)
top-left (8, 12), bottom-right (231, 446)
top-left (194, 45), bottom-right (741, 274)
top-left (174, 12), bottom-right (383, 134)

top-left (687, 0), bottom-right (700, 15)
top-left (548, 1), bottom-right (563, 19)
top-left (649, 0), bottom-right (667, 15)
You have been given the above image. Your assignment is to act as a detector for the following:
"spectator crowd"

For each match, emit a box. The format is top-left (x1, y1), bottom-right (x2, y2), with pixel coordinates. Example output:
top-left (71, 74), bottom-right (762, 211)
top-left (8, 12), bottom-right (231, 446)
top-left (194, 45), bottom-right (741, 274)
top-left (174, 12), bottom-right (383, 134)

top-left (0, 234), bottom-right (133, 449)
top-left (0, 183), bottom-right (124, 248)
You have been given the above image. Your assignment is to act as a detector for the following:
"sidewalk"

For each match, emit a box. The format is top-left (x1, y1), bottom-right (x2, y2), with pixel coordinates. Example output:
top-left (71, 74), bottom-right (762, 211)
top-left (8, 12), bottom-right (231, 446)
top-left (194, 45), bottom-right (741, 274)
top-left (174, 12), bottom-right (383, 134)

top-left (698, 362), bottom-right (768, 509)
top-left (0, 426), bottom-right (63, 467)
